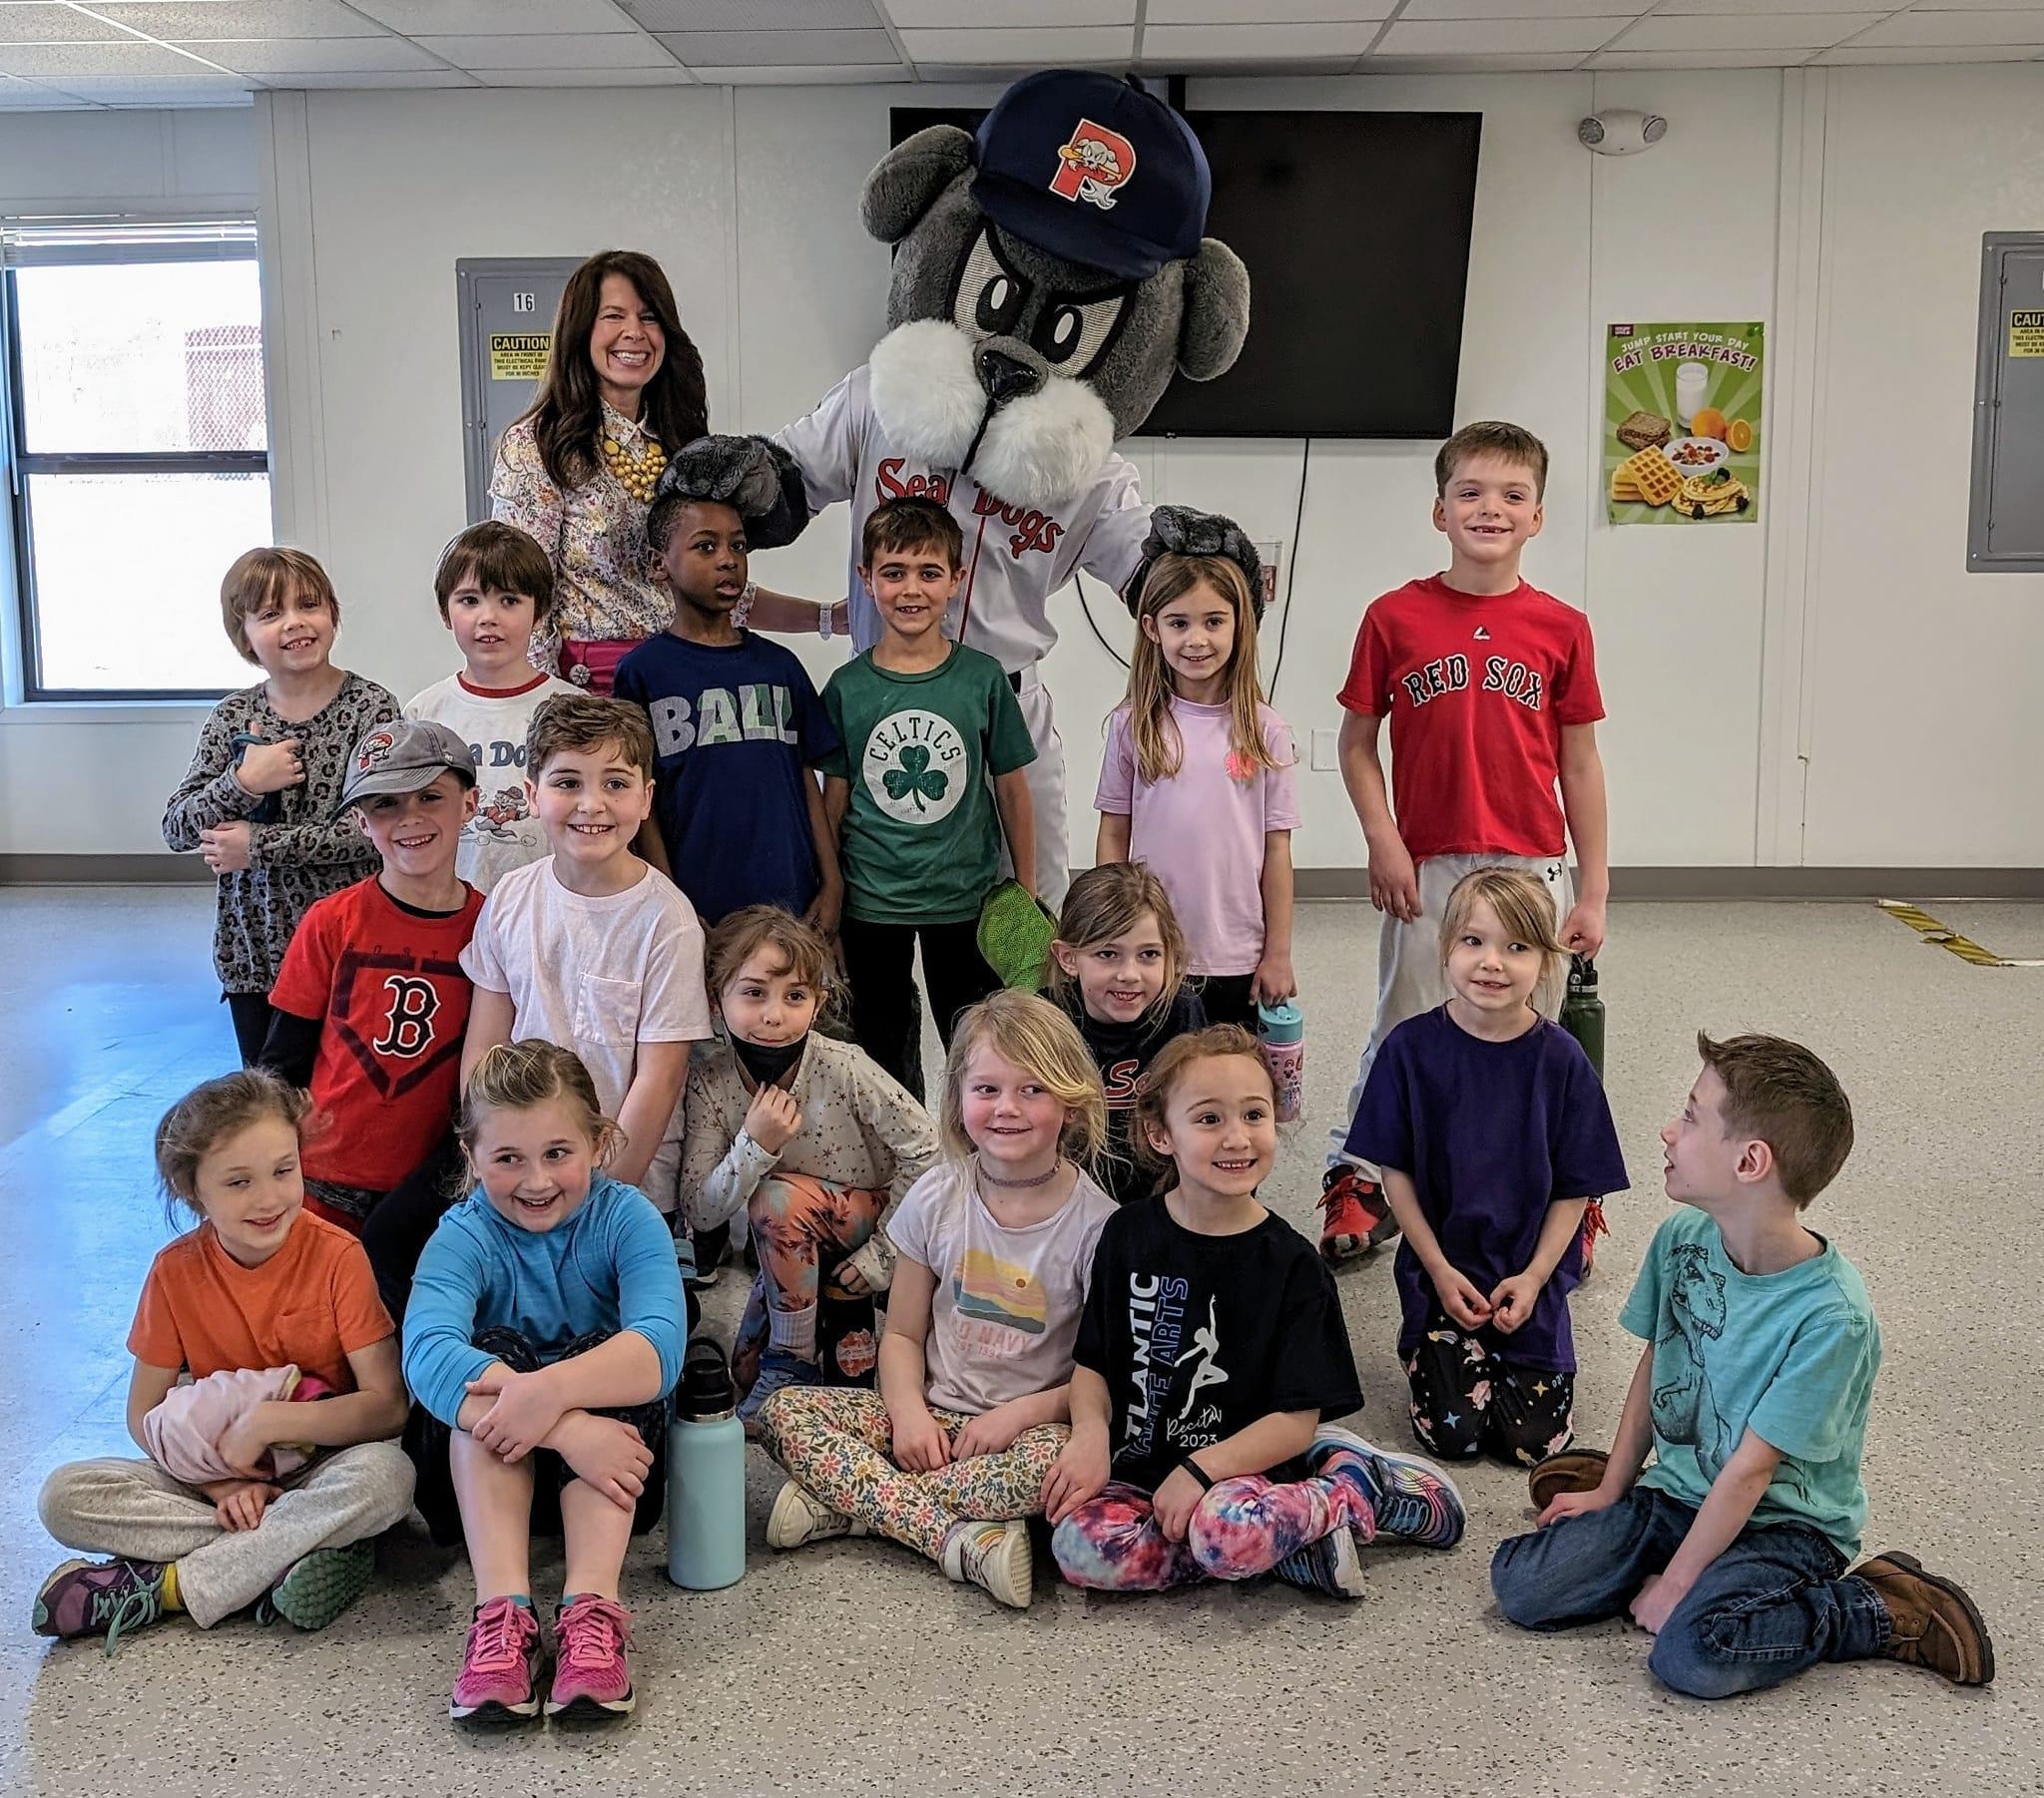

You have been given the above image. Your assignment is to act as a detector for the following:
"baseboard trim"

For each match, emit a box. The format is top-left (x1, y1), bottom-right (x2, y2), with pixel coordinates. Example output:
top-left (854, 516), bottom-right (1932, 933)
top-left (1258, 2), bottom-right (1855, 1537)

top-left (0, 854), bottom-right (215, 885)
top-left (3, 856), bottom-right (2039, 901)
top-left (1295, 866), bottom-right (2044, 902)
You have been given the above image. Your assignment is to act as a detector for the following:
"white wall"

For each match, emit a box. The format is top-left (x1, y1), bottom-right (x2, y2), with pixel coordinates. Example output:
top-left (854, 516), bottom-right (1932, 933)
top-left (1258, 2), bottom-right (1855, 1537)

top-left (3, 67), bottom-right (2041, 871)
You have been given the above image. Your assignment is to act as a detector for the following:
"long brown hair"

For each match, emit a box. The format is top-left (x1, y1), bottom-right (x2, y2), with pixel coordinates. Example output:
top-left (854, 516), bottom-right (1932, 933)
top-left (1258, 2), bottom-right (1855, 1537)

top-left (1048, 861), bottom-right (1189, 1031)
top-left (517, 250), bottom-right (708, 492)
top-left (1124, 553), bottom-right (1276, 784)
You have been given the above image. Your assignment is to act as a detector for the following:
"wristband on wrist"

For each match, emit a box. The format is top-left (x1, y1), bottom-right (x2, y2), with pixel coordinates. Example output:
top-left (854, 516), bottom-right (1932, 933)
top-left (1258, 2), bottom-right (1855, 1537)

top-left (1179, 1455), bottom-right (1215, 1492)
top-left (817, 598), bottom-right (833, 641)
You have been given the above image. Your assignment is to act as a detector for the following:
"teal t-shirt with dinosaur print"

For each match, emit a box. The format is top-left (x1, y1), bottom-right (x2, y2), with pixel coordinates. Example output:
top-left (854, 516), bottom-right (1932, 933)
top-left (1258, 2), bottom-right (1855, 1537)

top-left (820, 643), bottom-right (1036, 926)
top-left (1620, 1207), bottom-right (1879, 1560)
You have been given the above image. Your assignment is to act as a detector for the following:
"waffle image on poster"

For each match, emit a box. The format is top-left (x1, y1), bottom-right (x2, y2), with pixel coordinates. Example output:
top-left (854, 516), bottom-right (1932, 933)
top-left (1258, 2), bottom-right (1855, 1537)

top-left (1618, 445), bottom-right (1682, 507)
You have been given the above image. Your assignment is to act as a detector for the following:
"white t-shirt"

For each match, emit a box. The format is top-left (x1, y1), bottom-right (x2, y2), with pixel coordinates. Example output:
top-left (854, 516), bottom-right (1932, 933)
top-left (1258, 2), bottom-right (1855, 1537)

top-left (405, 672), bottom-right (583, 893)
top-left (886, 1160), bottom-right (1116, 1418)
top-left (459, 857), bottom-right (712, 1124)
top-left (773, 363), bottom-right (1154, 676)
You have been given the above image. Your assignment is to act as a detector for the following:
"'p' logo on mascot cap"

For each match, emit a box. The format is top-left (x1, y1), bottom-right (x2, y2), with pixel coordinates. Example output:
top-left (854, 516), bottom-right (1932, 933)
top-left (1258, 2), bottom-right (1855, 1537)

top-left (971, 70), bottom-right (1211, 281)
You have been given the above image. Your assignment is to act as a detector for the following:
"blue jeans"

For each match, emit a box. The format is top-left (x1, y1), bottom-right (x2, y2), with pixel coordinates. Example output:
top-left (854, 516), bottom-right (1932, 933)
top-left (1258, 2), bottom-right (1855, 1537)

top-left (1490, 1486), bottom-right (1890, 1699)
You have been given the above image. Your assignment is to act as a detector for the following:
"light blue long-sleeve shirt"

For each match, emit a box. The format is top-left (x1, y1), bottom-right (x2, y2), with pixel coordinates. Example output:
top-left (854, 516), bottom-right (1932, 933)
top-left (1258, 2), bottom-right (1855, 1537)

top-left (402, 1173), bottom-right (687, 1427)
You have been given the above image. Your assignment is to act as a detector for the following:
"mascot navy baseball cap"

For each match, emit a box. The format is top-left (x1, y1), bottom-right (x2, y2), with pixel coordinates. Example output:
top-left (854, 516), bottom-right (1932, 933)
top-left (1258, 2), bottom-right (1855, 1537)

top-left (971, 71), bottom-right (1211, 282)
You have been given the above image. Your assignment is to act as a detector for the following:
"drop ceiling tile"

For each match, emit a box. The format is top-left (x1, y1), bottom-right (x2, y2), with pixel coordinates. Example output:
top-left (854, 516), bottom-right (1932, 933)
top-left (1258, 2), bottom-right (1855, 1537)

top-left (35, 72), bottom-right (253, 102)
top-left (1589, 46), bottom-right (1820, 66)
top-left (1360, 50), bottom-right (1594, 70)
top-left (1151, 0), bottom-right (1389, 18)
top-left (469, 63), bottom-right (697, 84)
top-left (1143, 21), bottom-right (1379, 56)
top-left (899, 24), bottom-right (1134, 59)
top-left (1376, 16), bottom-right (1625, 52)
top-left (1613, 10), bottom-right (1881, 49)
top-left (349, 0), bottom-right (638, 30)
top-left (1394, 0), bottom-right (1629, 18)
top-left (0, 4), bottom-right (131, 44)
top-left (656, 27), bottom-right (896, 64)
top-left (622, 0), bottom-right (883, 26)
top-left (261, 66), bottom-right (481, 85)
top-left (1656, 0), bottom-right (1890, 13)
top-left (702, 61), bottom-right (907, 81)
top-left (0, 37), bottom-right (230, 75)
top-left (1854, 9), bottom-right (2044, 46)
top-left (92, 2), bottom-right (386, 37)
top-left (1814, 42), bottom-right (2044, 62)
top-left (889, 0), bottom-right (1131, 21)
top-left (1914, 0), bottom-right (2044, 9)
top-left (413, 32), bottom-right (670, 69)
top-left (181, 36), bottom-right (443, 72)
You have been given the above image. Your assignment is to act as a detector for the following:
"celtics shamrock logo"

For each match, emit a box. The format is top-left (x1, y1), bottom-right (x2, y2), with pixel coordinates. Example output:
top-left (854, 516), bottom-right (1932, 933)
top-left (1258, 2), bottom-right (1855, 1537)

top-left (883, 743), bottom-right (949, 811)
top-left (864, 708), bottom-right (967, 826)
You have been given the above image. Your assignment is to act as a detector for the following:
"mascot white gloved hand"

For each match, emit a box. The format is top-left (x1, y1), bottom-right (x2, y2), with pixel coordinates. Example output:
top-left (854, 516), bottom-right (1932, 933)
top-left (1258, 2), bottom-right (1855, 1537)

top-left (672, 70), bottom-right (1256, 906)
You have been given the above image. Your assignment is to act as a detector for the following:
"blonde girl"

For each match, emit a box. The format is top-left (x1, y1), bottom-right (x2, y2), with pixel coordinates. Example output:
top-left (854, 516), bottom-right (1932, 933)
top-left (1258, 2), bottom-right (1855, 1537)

top-left (403, 1042), bottom-right (686, 1727)
top-left (1093, 552), bottom-right (1298, 1030)
top-left (1047, 860), bottom-right (1208, 1203)
top-left (756, 991), bottom-right (1116, 1609)
top-left (1344, 868), bottom-right (1629, 1468)
top-left (35, 1071), bottom-right (412, 1652)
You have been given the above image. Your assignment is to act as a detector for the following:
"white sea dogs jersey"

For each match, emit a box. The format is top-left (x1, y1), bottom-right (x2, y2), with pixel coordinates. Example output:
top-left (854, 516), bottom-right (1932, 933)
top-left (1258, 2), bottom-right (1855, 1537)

top-left (773, 363), bottom-right (1154, 676)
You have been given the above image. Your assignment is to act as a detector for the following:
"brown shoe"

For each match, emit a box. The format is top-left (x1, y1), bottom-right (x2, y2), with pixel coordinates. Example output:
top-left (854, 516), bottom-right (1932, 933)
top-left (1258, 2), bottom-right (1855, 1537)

top-left (1853, 1552), bottom-right (1995, 1685)
top-left (1527, 1448), bottom-right (1610, 1512)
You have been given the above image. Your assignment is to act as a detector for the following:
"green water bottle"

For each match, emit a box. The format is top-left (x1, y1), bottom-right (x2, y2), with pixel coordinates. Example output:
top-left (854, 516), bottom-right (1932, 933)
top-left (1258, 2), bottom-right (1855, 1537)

top-left (1561, 954), bottom-right (1605, 1080)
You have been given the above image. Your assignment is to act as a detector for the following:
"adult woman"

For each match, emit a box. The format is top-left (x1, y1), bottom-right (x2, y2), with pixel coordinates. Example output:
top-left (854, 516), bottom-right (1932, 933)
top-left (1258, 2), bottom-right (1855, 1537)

top-left (491, 249), bottom-right (835, 692)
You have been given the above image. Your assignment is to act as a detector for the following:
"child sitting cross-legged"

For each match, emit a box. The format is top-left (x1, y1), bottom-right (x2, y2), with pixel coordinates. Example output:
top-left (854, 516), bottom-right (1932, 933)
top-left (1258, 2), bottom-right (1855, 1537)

top-left (403, 1041), bottom-right (686, 1727)
top-left (1492, 1033), bottom-right (1995, 1697)
top-left (755, 991), bottom-right (1116, 1609)
top-left (1050, 1026), bottom-right (1467, 1599)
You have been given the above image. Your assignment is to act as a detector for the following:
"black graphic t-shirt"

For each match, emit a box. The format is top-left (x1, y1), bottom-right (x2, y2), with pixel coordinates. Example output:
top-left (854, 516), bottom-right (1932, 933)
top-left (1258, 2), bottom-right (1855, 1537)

top-left (1075, 1198), bottom-right (1363, 1493)
top-left (1056, 983), bottom-right (1206, 1204)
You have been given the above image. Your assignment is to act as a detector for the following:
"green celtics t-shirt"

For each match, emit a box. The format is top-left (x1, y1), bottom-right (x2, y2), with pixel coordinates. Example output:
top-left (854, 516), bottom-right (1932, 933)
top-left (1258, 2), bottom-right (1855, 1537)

top-left (820, 644), bottom-right (1036, 925)
top-left (1620, 1207), bottom-right (1880, 1560)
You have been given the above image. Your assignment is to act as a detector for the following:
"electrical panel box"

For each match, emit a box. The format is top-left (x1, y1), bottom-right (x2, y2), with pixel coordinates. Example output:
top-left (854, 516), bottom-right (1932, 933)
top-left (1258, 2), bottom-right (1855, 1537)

top-left (1967, 233), bottom-right (2044, 573)
top-left (455, 257), bottom-right (582, 525)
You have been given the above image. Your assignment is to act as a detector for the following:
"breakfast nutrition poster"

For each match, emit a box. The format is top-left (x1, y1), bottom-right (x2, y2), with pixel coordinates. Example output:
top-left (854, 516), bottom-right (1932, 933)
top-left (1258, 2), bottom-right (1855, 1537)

top-left (1605, 322), bottom-right (1764, 525)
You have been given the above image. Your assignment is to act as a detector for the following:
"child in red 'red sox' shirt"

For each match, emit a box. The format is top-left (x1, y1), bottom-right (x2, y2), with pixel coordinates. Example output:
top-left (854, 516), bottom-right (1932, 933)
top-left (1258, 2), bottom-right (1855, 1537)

top-left (1319, 421), bottom-right (1612, 1270)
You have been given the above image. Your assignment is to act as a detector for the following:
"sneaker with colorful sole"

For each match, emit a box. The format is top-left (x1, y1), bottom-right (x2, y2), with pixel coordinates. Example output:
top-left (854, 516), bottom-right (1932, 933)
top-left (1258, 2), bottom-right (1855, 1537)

top-left (1273, 1528), bottom-right (1366, 1598)
top-left (941, 1519), bottom-right (1033, 1609)
top-left (256, 1539), bottom-right (375, 1629)
top-left (1313, 1425), bottom-right (1466, 1550)
top-left (31, 1558), bottom-right (172, 1654)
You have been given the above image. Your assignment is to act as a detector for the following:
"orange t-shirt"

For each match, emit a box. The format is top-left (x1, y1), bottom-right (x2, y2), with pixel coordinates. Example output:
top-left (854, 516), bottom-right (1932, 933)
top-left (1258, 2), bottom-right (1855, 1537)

top-left (127, 1209), bottom-right (394, 1392)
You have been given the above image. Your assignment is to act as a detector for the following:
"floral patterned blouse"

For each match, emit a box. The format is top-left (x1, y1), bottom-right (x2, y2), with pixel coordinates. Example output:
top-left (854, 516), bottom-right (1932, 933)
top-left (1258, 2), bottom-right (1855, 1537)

top-left (490, 401), bottom-right (676, 667)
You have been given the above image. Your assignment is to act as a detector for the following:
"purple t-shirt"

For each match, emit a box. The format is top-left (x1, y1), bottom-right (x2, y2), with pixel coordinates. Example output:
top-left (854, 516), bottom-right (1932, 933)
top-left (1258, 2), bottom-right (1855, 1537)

top-left (1093, 697), bottom-right (1299, 976)
top-left (1345, 1008), bottom-right (1629, 1371)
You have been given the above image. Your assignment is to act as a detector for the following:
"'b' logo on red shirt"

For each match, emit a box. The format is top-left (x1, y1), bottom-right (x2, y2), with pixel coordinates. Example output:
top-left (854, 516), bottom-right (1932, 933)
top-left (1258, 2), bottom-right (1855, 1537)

top-left (374, 976), bottom-right (439, 1058)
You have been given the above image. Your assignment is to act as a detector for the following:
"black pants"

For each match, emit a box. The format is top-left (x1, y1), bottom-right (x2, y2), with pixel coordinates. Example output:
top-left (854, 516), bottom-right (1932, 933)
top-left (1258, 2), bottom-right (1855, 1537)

top-left (357, 1134), bottom-right (469, 1326)
top-left (1405, 1313), bottom-right (1576, 1467)
top-left (1196, 973), bottom-right (1258, 1032)
top-left (408, 1327), bottom-right (671, 1549)
top-left (838, 915), bottom-right (999, 1105)
top-left (226, 991), bottom-right (277, 1067)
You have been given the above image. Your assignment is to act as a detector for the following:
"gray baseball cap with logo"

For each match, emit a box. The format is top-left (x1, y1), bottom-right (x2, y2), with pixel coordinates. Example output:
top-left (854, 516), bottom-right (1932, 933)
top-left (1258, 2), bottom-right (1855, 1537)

top-left (332, 717), bottom-right (477, 817)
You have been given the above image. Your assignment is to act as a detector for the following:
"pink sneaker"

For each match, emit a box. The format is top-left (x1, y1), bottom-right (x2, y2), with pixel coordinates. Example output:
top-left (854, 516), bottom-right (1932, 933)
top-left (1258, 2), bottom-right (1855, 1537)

top-left (548, 1594), bottom-right (636, 1721)
top-left (449, 1595), bottom-right (545, 1728)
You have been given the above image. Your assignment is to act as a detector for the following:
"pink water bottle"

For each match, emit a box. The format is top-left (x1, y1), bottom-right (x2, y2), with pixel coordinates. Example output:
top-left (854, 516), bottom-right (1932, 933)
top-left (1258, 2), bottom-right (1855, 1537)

top-left (1256, 1000), bottom-right (1306, 1124)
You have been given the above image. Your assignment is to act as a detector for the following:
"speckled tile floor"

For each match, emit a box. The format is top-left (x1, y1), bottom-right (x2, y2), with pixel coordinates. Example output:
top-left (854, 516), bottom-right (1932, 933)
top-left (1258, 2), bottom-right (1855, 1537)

top-left (0, 887), bottom-right (2035, 1797)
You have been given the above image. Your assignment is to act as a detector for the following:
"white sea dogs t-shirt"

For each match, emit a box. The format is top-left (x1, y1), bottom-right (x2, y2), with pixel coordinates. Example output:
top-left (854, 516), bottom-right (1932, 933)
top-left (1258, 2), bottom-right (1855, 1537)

top-left (460, 857), bottom-right (713, 1126)
top-left (773, 363), bottom-right (1154, 675)
top-left (885, 1161), bottom-right (1117, 1418)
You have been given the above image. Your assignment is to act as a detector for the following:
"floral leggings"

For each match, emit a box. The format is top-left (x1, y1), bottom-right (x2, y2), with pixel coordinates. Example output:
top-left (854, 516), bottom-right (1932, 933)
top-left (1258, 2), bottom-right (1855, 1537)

top-left (754, 1174), bottom-right (884, 1314)
top-left (1052, 1447), bottom-right (1375, 1592)
top-left (757, 1386), bottom-right (1067, 1562)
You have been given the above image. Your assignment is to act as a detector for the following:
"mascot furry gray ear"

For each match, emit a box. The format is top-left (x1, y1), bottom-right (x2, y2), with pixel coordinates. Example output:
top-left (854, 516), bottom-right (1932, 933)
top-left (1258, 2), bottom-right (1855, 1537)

top-left (675, 70), bottom-right (1259, 906)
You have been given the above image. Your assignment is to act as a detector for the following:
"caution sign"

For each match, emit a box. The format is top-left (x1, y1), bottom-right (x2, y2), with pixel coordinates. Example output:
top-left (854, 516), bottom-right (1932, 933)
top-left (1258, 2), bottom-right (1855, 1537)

top-left (2009, 310), bottom-right (2044, 357)
top-left (489, 332), bottom-right (550, 381)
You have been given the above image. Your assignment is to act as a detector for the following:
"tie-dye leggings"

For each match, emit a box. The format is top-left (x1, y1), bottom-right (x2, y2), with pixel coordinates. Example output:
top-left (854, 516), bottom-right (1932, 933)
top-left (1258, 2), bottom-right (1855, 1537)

top-left (1051, 1450), bottom-right (1377, 1591)
top-left (757, 1386), bottom-right (1068, 1562)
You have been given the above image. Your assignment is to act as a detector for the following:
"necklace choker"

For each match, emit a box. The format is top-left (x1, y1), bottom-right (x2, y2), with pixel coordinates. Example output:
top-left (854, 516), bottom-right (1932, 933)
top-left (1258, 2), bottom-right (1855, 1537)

top-left (974, 1154), bottom-right (1063, 1190)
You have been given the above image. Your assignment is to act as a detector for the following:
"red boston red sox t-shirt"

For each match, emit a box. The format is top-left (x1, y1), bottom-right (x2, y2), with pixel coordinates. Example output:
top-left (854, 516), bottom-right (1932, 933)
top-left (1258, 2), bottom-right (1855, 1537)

top-left (269, 875), bottom-right (485, 1193)
top-left (1337, 576), bottom-right (1604, 863)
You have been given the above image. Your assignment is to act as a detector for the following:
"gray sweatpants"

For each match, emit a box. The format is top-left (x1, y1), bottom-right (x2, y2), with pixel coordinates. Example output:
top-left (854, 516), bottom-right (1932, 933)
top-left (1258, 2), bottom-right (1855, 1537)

top-left (37, 1441), bottom-right (414, 1627)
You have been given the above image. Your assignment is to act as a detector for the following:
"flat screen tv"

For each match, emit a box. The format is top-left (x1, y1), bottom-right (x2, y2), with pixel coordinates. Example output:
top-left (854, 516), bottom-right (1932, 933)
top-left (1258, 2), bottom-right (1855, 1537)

top-left (889, 105), bottom-right (1483, 440)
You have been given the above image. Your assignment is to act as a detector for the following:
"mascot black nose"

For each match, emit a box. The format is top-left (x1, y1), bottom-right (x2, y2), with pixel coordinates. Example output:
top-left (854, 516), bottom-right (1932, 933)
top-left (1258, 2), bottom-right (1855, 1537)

top-left (975, 346), bottom-right (1042, 405)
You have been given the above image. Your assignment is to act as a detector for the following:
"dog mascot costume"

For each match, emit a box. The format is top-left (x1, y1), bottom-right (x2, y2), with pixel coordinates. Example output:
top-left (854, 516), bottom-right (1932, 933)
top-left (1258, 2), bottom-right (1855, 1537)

top-left (676, 69), bottom-right (1259, 906)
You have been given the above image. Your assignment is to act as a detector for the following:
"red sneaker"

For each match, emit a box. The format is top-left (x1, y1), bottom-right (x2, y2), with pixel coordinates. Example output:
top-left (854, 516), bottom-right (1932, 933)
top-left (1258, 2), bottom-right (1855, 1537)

top-left (1318, 1166), bottom-right (1395, 1262)
top-left (1579, 1198), bottom-right (1610, 1279)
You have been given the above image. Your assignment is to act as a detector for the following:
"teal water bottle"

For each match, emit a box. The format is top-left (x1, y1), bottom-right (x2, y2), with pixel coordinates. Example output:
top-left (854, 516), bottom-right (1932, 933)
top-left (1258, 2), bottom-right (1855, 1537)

top-left (667, 1339), bottom-right (746, 1590)
top-left (1256, 999), bottom-right (1306, 1124)
top-left (1561, 954), bottom-right (1605, 1080)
